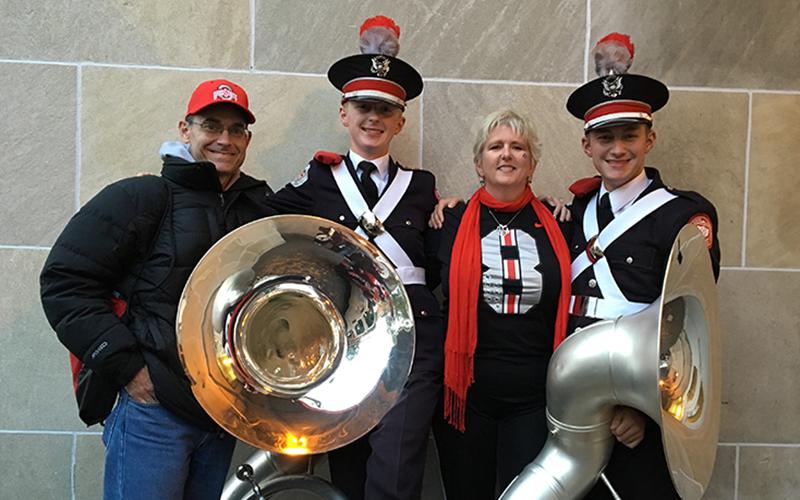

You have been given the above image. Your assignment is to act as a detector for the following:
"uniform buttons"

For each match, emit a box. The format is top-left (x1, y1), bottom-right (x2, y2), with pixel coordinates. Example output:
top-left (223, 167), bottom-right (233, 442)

top-left (626, 256), bottom-right (634, 264)
top-left (588, 278), bottom-right (597, 288)
top-left (338, 215), bottom-right (346, 222)
top-left (419, 310), bottom-right (428, 317)
top-left (405, 219), bottom-right (412, 226)
top-left (574, 244), bottom-right (581, 250)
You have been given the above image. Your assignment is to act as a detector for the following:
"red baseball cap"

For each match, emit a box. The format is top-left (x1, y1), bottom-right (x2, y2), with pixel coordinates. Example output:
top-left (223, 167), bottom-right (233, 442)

top-left (186, 79), bottom-right (256, 124)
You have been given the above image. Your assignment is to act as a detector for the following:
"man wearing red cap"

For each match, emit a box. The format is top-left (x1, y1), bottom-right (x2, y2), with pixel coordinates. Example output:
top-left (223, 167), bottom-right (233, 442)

top-left (40, 79), bottom-right (275, 499)
top-left (564, 34), bottom-right (720, 499)
top-left (262, 16), bottom-right (442, 500)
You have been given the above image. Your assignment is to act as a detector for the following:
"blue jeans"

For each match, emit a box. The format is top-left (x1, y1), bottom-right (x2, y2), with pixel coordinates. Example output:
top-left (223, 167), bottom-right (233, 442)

top-left (102, 390), bottom-right (236, 500)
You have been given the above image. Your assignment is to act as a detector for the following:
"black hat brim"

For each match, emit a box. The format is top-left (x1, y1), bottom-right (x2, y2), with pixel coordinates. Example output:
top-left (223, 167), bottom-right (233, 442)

top-left (328, 54), bottom-right (423, 104)
top-left (567, 74), bottom-right (669, 123)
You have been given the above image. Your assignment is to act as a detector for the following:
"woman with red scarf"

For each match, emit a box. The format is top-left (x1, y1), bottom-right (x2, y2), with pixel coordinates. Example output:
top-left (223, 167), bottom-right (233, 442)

top-left (433, 110), bottom-right (571, 499)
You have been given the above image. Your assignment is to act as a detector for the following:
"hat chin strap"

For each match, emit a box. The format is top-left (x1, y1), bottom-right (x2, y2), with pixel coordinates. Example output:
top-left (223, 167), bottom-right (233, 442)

top-left (585, 111), bottom-right (652, 131)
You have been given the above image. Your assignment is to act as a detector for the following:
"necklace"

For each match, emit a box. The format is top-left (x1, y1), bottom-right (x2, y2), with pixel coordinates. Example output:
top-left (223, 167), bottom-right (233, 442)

top-left (487, 207), bottom-right (525, 236)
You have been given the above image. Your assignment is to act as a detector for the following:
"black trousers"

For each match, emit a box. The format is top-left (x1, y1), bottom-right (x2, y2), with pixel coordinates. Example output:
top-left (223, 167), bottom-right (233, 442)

top-left (328, 315), bottom-right (443, 500)
top-left (434, 387), bottom-right (548, 500)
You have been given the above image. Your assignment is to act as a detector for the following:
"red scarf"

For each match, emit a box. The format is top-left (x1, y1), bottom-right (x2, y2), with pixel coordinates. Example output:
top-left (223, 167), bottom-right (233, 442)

top-left (443, 186), bottom-right (572, 431)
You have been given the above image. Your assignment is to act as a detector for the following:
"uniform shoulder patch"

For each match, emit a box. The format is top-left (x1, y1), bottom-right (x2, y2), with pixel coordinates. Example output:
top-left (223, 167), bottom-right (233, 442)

top-left (569, 176), bottom-right (602, 197)
top-left (688, 212), bottom-right (714, 249)
top-left (313, 150), bottom-right (343, 166)
top-left (291, 164), bottom-right (310, 187)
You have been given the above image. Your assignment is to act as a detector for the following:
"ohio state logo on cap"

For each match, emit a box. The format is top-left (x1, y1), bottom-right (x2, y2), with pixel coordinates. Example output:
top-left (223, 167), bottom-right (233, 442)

top-left (186, 79), bottom-right (256, 124)
top-left (212, 84), bottom-right (239, 103)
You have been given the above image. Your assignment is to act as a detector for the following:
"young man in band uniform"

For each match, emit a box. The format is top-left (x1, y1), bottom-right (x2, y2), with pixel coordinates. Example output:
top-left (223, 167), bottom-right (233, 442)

top-left (261, 16), bottom-right (442, 500)
top-left (564, 33), bottom-right (721, 499)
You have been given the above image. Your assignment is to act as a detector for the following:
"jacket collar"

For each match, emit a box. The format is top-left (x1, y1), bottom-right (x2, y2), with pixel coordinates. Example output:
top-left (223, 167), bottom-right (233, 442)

top-left (160, 155), bottom-right (265, 192)
top-left (599, 169), bottom-right (650, 215)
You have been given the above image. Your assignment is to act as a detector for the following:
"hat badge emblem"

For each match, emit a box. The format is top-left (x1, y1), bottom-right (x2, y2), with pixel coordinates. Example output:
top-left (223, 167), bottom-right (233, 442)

top-left (370, 56), bottom-right (391, 77)
top-left (213, 84), bottom-right (239, 102)
top-left (602, 75), bottom-right (623, 98)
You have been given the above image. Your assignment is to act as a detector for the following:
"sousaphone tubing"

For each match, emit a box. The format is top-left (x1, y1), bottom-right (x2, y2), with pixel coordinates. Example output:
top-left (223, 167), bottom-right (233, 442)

top-left (176, 215), bottom-right (415, 455)
top-left (501, 224), bottom-right (721, 499)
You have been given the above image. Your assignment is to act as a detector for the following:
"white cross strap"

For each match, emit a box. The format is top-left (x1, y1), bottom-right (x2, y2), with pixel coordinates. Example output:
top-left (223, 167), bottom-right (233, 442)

top-left (571, 188), bottom-right (677, 280)
top-left (568, 187), bottom-right (676, 319)
top-left (330, 161), bottom-right (426, 285)
top-left (569, 295), bottom-right (650, 318)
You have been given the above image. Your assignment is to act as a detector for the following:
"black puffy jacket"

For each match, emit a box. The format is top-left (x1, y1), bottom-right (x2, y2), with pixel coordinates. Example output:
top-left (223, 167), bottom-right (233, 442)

top-left (40, 156), bottom-right (275, 429)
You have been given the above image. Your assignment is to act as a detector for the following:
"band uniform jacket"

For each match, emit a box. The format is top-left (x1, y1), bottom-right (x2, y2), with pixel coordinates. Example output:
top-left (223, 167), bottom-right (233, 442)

top-left (262, 154), bottom-right (443, 372)
top-left (568, 166), bottom-right (720, 332)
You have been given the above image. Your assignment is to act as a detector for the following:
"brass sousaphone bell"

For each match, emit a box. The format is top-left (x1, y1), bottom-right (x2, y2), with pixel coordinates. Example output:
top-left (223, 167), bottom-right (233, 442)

top-left (502, 224), bottom-right (721, 499)
top-left (176, 215), bottom-right (415, 456)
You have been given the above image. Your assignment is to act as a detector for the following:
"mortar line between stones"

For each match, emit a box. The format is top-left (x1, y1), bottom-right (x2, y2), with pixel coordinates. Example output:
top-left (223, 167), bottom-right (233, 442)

top-left (741, 92), bottom-right (753, 267)
top-left (584, 0), bottom-right (591, 83)
top-left (0, 245), bottom-right (51, 251)
top-left (423, 78), bottom-right (782, 95)
top-left (77, 62), bottom-right (328, 79)
top-left (71, 433), bottom-right (77, 500)
top-left (4, 58), bottom-right (800, 95)
top-left (0, 58), bottom-right (75, 66)
top-left (250, 0), bottom-right (256, 70)
top-left (734, 445), bottom-right (740, 500)
top-left (418, 91), bottom-right (424, 169)
top-left (728, 442), bottom-right (800, 448)
top-left (75, 65), bottom-right (82, 213)
top-left (710, 266), bottom-right (800, 273)
top-left (0, 429), bottom-right (102, 436)
top-left (425, 77), bottom-right (578, 87)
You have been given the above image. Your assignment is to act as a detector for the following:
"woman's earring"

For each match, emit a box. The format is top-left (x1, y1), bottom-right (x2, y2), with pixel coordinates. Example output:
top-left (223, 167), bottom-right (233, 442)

top-left (478, 176), bottom-right (485, 185)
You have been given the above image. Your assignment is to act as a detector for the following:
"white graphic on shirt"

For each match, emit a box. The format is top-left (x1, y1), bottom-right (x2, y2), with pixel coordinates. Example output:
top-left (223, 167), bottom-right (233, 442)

top-left (481, 228), bottom-right (542, 314)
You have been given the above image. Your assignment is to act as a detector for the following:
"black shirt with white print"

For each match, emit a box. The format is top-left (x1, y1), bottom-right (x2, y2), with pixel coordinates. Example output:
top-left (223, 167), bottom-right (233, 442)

top-left (439, 202), bottom-right (563, 404)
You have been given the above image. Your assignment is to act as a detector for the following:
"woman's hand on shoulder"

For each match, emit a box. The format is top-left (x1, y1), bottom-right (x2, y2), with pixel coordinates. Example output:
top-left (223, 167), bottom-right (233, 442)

top-left (541, 195), bottom-right (572, 222)
top-left (429, 196), bottom-right (462, 229)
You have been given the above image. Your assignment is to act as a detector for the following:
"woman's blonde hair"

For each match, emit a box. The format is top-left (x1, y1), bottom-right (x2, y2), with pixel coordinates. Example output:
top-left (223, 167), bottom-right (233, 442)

top-left (472, 109), bottom-right (542, 166)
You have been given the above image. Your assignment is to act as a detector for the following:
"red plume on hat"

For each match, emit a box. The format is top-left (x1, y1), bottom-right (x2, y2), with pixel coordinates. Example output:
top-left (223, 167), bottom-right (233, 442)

top-left (569, 32), bottom-right (669, 131)
top-left (592, 32), bottom-right (634, 76)
top-left (358, 15), bottom-right (400, 57)
top-left (328, 15), bottom-right (422, 108)
top-left (360, 15), bottom-right (400, 38)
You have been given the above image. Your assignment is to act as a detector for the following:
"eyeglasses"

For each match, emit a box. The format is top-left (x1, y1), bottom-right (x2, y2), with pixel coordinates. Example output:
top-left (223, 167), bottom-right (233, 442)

top-left (187, 119), bottom-right (250, 139)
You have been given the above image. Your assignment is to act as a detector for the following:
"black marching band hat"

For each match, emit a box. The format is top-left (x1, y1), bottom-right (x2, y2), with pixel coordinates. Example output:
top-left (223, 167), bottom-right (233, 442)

top-left (567, 33), bottom-right (669, 132)
top-left (327, 15), bottom-right (423, 110)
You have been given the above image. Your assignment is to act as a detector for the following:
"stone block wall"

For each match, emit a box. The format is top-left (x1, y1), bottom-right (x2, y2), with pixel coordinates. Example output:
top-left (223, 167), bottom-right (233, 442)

top-left (1, 1), bottom-right (798, 498)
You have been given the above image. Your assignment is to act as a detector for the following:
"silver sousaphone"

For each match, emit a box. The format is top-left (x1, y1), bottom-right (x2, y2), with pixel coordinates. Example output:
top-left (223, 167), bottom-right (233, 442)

top-left (176, 215), bottom-right (415, 498)
top-left (501, 224), bottom-right (721, 500)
